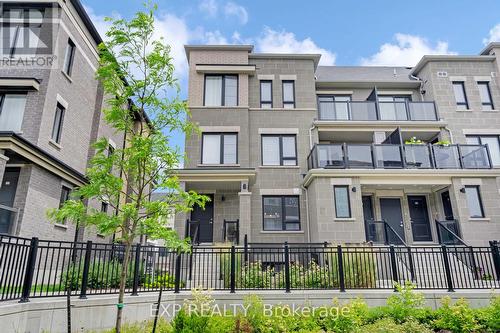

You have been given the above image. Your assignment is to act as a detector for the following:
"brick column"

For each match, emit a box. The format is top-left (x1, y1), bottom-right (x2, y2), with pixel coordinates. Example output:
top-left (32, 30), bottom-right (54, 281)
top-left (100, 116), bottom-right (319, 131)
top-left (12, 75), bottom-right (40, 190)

top-left (238, 181), bottom-right (252, 243)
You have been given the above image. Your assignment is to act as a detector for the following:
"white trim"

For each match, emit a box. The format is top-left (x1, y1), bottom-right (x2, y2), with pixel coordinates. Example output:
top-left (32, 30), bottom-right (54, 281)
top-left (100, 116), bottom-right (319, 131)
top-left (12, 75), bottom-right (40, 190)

top-left (260, 188), bottom-right (301, 195)
top-left (377, 90), bottom-right (414, 95)
top-left (461, 178), bottom-right (483, 186)
top-left (316, 90), bottom-right (353, 95)
top-left (279, 74), bottom-right (297, 81)
top-left (48, 139), bottom-right (62, 150)
top-left (195, 64), bottom-right (255, 74)
top-left (258, 74), bottom-right (275, 80)
top-left (199, 126), bottom-right (240, 132)
top-left (258, 166), bottom-right (300, 169)
top-left (0, 79), bottom-right (40, 91)
top-left (56, 94), bottom-right (69, 109)
top-left (258, 128), bottom-right (299, 134)
top-left (197, 163), bottom-right (240, 167)
top-left (54, 223), bottom-right (68, 230)
top-left (468, 217), bottom-right (491, 222)
top-left (330, 178), bottom-right (352, 185)
top-left (108, 139), bottom-right (117, 149)
top-left (260, 230), bottom-right (305, 234)
top-left (474, 76), bottom-right (492, 82)
top-left (449, 76), bottom-right (467, 82)
top-left (463, 129), bottom-right (500, 135)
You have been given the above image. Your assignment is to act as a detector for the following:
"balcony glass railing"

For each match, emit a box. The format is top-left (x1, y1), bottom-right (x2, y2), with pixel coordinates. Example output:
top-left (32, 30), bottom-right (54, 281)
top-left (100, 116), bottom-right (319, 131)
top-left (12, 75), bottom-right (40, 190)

top-left (317, 100), bottom-right (438, 121)
top-left (307, 144), bottom-right (492, 170)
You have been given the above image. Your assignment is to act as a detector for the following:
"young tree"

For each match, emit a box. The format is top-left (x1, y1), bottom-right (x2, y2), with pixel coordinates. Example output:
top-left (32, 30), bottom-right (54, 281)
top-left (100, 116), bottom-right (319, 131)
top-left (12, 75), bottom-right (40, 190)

top-left (48, 5), bottom-right (206, 332)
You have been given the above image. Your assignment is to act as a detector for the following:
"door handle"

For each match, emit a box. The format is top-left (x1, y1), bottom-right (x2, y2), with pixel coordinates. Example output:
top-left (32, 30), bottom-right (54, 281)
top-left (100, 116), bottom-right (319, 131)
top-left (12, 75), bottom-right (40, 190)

top-left (400, 221), bottom-right (404, 227)
top-left (209, 219), bottom-right (213, 224)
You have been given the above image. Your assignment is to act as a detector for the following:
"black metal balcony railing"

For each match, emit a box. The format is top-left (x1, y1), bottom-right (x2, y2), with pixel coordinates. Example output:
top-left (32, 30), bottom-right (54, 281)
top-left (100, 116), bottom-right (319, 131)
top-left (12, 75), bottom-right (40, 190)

top-left (317, 100), bottom-right (438, 121)
top-left (307, 143), bottom-right (492, 170)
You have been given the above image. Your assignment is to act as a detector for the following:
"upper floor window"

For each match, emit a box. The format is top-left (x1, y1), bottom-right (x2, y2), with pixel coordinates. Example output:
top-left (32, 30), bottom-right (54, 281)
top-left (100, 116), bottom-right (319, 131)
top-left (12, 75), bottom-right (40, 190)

top-left (59, 185), bottom-right (71, 224)
top-left (478, 81), bottom-right (494, 110)
top-left (51, 103), bottom-right (65, 143)
top-left (1, 7), bottom-right (44, 57)
top-left (0, 94), bottom-right (27, 131)
top-left (318, 95), bottom-right (351, 120)
top-left (101, 201), bottom-right (109, 214)
top-left (464, 185), bottom-right (485, 218)
top-left (452, 81), bottom-right (468, 110)
top-left (282, 81), bottom-right (295, 108)
top-left (378, 95), bottom-right (411, 120)
top-left (202, 132), bottom-right (237, 164)
top-left (261, 135), bottom-right (297, 166)
top-left (63, 39), bottom-right (76, 76)
top-left (204, 75), bottom-right (238, 107)
top-left (333, 185), bottom-right (351, 218)
top-left (260, 80), bottom-right (272, 108)
top-left (262, 195), bottom-right (300, 231)
top-left (466, 135), bottom-right (500, 166)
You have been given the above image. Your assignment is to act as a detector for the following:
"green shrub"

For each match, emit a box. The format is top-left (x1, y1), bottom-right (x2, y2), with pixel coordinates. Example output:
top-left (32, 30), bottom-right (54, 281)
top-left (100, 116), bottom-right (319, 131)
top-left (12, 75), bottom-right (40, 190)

top-left (477, 296), bottom-right (500, 332)
top-left (143, 272), bottom-right (176, 289)
top-left (357, 317), bottom-right (433, 333)
top-left (237, 261), bottom-right (276, 289)
top-left (432, 297), bottom-right (482, 333)
top-left (383, 281), bottom-right (428, 323)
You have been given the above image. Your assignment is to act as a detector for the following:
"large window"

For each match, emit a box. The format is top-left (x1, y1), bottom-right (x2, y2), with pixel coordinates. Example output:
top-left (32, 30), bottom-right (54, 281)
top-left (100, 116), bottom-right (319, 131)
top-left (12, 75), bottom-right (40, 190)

top-left (464, 185), bottom-right (485, 218)
top-left (378, 95), bottom-right (411, 120)
top-left (261, 135), bottom-right (297, 166)
top-left (51, 103), bottom-right (65, 143)
top-left (282, 81), bottom-right (295, 108)
top-left (202, 133), bottom-right (237, 164)
top-left (2, 7), bottom-right (44, 57)
top-left (63, 39), bottom-right (76, 76)
top-left (204, 75), bottom-right (238, 106)
top-left (318, 95), bottom-right (351, 120)
top-left (478, 82), bottom-right (494, 110)
top-left (260, 80), bottom-right (272, 108)
top-left (262, 196), bottom-right (300, 231)
top-left (452, 81), bottom-right (469, 110)
top-left (0, 94), bottom-right (27, 131)
top-left (334, 185), bottom-right (351, 218)
top-left (466, 135), bottom-right (500, 166)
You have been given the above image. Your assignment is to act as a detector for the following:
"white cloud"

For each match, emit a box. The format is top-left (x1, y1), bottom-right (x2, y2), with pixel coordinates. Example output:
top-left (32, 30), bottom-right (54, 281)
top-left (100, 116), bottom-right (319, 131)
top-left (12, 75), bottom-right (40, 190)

top-left (83, 5), bottom-right (120, 39)
top-left (361, 33), bottom-right (455, 66)
top-left (483, 23), bottom-right (500, 44)
top-left (198, 0), bottom-right (218, 17)
top-left (256, 27), bottom-right (336, 65)
top-left (223, 2), bottom-right (248, 25)
top-left (203, 30), bottom-right (229, 44)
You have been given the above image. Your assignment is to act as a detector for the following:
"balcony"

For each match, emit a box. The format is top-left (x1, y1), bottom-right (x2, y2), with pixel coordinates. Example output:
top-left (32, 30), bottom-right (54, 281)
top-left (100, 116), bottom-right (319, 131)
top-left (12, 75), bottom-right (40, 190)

top-left (317, 100), bottom-right (438, 121)
top-left (307, 143), bottom-right (492, 170)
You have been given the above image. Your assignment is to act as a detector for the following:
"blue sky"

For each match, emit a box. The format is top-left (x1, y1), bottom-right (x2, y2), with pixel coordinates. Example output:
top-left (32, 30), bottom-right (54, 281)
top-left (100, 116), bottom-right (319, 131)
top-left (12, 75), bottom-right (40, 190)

top-left (82, 0), bottom-right (500, 151)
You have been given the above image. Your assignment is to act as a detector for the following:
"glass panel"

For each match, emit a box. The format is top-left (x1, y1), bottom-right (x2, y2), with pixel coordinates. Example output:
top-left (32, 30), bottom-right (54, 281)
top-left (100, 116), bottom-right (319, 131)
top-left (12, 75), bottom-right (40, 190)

top-left (318, 97), bottom-right (334, 119)
top-left (334, 96), bottom-right (350, 120)
top-left (204, 76), bottom-right (222, 106)
top-left (283, 102), bottom-right (294, 109)
top-left (347, 145), bottom-right (373, 168)
top-left (350, 101), bottom-right (377, 120)
top-left (317, 145), bottom-right (344, 168)
top-left (284, 197), bottom-right (299, 223)
top-left (433, 145), bottom-right (461, 168)
top-left (478, 83), bottom-right (493, 109)
top-left (282, 136), bottom-right (296, 158)
top-left (408, 102), bottom-right (438, 121)
top-left (465, 187), bottom-right (484, 218)
top-left (223, 134), bottom-right (237, 164)
top-left (461, 145), bottom-right (490, 168)
top-left (0, 94), bottom-right (27, 131)
top-left (374, 145), bottom-right (403, 168)
top-left (202, 134), bottom-right (221, 164)
top-left (224, 75), bottom-right (238, 106)
top-left (261, 102), bottom-right (272, 108)
top-left (404, 145), bottom-right (432, 168)
top-left (262, 136), bottom-right (280, 165)
top-left (260, 81), bottom-right (272, 103)
top-left (334, 186), bottom-right (350, 218)
top-left (466, 136), bottom-right (480, 145)
top-left (263, 197), bottom-right (282, 230)
top-left (452, 82), bottom-right (467, 109)
top-left (283, 82), bottom-right (294, 102)
top-left (63, 41), bottom-right (75, 75)
top-left (480, 137), bottom-right (500, 166)
top-left (51, 104), bottom-right (64, 143)
top-left (378, 101), bottom-right (397, 120)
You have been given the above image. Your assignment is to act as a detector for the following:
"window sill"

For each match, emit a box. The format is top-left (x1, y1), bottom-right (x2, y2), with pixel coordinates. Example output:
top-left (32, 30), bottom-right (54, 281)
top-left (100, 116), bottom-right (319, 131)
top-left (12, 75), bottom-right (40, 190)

top-left (49, 139), bottom-right (62, 150)
top-left (259, 165), bottom-right (300, 169)
top-left (97, 233), bottom-right (106, 238)
top-left (260, 230), bottom-right (304, 234)
top-left (54, 223), bottom-right (68, 230)
top-left (197, 164), bottom-right (240, 167)
top-left (482, 109), bottom-right (499, 112)
top-left (61, 70), bottom-right (73, 83)
top-left (334, 218), bottom-right (356, 222)
top-left (468, 217), bottom-right (491, 222)
top-left (456, 109), bottom-right (472, 112)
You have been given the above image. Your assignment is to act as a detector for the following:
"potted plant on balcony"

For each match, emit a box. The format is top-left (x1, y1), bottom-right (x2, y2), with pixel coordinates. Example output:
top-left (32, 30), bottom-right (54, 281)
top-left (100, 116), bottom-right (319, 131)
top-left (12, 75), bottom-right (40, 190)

top-left (433, 140), bottom-right (451, 146)
top-left (404, 137), bottom-right (424, 145)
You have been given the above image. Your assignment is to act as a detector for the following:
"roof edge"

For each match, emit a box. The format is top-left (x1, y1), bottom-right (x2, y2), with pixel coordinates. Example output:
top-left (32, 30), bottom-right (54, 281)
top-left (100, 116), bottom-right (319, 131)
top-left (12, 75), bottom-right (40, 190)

top-left (411, 55), bottom-right (496, 75)
top-left (480, 42), bottom-right (500, 55)
top-left (70, 0), bottom-right (103, 46)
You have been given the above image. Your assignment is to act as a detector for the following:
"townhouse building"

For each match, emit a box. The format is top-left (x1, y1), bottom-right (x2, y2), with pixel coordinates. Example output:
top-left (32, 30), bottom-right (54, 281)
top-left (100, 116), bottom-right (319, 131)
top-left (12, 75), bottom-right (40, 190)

top-left (0, 0), bottom-right (124, 241)
top-left (175, 43), bottom-right (500, 246)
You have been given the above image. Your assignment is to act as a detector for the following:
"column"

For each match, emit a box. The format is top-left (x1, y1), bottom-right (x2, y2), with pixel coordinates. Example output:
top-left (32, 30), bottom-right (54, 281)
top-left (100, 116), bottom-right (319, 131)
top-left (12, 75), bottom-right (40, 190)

top-left (238, 180), bottom-right (252, 243)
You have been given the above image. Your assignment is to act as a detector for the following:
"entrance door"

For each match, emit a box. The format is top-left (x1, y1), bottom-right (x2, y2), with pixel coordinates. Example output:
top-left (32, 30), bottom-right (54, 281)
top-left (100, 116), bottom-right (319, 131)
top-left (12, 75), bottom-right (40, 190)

top-left (441, 191), bottom-right (454, 221)
top-left (190, 194), bottom-right (214, 243)
top-left (362, 196), bottom-right (375, 241)
top-left (408, 195), bottom-right (432, 242)
top-left (0, 168), bottom-right (20, 234)
top-left (380, 198), bottom-right (405, 243)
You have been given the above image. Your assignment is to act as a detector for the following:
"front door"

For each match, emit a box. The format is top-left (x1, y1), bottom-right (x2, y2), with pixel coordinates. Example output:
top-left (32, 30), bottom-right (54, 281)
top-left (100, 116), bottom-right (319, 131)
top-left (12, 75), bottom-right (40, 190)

top-left (362, 196), bottom-right (375, 241)
top-left (380, 198), bottom-right (405, 243)
top-left (0, 168), bottom-right (20, 234)
top-left (190, 194), bottom-right (214, 243)
top-left (408, 195), bottom-right (432, 242)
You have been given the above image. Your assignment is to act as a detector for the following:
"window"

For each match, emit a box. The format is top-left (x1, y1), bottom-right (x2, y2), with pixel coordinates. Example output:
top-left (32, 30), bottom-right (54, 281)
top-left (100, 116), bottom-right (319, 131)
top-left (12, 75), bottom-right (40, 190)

top-left (452, 81), bottom-right (468, 110)
top-left (201, 133), bottom-right (237, 164)
top-left (51, 103), bottom-right (65, 143)
top-left (478, 82), bottom-right (494, 110)
top-left (466, 135), bottom-right (500, 166)
top-left (318, 95), bottom-right (351, 120)
top-left (101, 201), bottom-right (109, 214)
top-left (378, 95), bottom-right (411, 120)
top-left (63, 39), bottom-right (76, 76)
top-left (204, 75), bottom-right (238, 106)
top-left (0, 94), bottom-right (27, 131)
top-left (464, 186), bottom-right (485, 218)
top-left (334, 185), bottom-right (351, 218)
top-left (59, 186), bottom-right (71, 224)
top-left (282, 81), bottom-right (295, 108)
top-left (262, 196), bottom-right (300, 231)
top-left (260, 80), bottom-right (272, 108)
top-left (261, 135), bottom-right (297, 166)
top-left (2, 7), bottom-right (44, 57)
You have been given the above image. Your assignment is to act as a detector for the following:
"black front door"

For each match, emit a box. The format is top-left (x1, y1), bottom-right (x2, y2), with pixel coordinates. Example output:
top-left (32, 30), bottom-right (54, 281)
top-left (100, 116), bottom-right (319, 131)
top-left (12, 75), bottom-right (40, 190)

top-left (190, 194), bottom-right (214, 243)
top-left (408, 195), bottom-right (432, 242)
top-left (362, 196), bottom-right (375, 241)
top-left (380, 198), bottom-right (405, 243)
top-left (441, 191), bottom-right (454, 221)
top-left (0, 168), bottom-right (20, 234)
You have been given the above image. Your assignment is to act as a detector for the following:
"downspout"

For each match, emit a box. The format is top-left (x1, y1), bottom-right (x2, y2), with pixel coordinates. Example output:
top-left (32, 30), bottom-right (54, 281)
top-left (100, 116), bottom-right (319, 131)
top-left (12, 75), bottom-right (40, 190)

top-left (309, 125), bottom-right (315, 149)
top-left (301, 184), bottom-right (311, 243)
top-left (410, 74), bottom-right (425, 101)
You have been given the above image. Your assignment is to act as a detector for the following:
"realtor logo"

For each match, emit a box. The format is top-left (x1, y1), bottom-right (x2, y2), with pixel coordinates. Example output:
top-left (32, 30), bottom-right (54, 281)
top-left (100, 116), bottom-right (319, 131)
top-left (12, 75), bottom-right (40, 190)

top-left (0, 3), bottom-right (57, 68)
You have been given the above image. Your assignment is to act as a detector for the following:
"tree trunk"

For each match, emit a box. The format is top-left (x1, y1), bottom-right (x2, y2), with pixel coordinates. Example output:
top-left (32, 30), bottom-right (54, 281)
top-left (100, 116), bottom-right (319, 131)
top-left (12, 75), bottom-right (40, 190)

top-left (115, 241), bottom-right (132, 333)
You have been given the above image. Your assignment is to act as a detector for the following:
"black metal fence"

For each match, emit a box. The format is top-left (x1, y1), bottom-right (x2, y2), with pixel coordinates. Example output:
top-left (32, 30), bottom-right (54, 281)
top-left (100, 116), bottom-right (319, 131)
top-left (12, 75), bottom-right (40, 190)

top-left (1, 234), bottom-right (500, 303)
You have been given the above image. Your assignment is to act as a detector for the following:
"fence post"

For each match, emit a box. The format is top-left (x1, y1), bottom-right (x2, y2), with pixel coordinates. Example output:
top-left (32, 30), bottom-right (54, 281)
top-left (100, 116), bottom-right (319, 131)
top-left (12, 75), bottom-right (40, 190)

top-left (441, 245), bottom-right (454, 292)
top-left (407, 247), bottom-right (415, 282)
top-left (230, 245), bottom-right (236, 293)
top-left (174, 253), bottom-right (181, 293)
top-left (244, 234), bottom-right (248, 264)
top-left (284, 242), bottom-right (291, 293)
top-left (79, 240), bottom-right (92, 299)
top-left (131, 243), bottom-right (141, 296)
top-left (489, 241), bottom-right (500, 281)
top-left (19, 237), bottom-right (39, 303)
top-left (389, 245), bottom-right (399, 291)
top-left (337, 245), bottom-right (345, 292)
